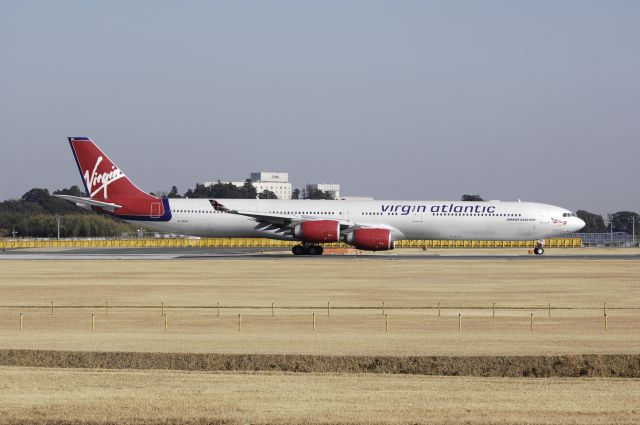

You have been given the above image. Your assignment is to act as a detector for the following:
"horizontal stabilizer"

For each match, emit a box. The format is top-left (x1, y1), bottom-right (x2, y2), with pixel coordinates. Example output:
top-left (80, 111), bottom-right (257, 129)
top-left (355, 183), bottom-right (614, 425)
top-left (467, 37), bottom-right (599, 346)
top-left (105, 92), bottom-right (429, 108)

top-left (54, 194), bottom-right (122, 212)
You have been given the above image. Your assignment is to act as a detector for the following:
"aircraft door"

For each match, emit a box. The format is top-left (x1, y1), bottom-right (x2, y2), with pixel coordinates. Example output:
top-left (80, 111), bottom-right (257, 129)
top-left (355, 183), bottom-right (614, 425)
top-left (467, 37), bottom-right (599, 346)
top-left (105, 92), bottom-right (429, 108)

top-left (151, 202), bottom-right (162, 218)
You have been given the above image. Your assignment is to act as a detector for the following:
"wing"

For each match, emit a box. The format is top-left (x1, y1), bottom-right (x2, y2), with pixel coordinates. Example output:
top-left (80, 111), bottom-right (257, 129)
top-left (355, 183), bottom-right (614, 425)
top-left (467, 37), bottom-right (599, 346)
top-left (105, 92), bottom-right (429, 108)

top-left (210, 199), bottom-right (312, 226)
top-left (208, 200), bottom-right (397, 233)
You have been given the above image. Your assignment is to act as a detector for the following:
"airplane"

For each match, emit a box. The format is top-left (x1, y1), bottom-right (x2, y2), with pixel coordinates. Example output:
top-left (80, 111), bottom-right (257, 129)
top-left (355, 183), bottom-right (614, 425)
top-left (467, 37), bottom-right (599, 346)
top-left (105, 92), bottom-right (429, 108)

top-left (56, 137), bottom-right (585, 255)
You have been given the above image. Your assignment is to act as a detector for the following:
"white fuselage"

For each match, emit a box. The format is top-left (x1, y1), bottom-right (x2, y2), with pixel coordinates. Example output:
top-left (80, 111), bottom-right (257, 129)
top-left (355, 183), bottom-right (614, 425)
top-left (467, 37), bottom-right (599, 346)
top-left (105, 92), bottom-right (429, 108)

top-left (128, 199), bottom-right (584, 241)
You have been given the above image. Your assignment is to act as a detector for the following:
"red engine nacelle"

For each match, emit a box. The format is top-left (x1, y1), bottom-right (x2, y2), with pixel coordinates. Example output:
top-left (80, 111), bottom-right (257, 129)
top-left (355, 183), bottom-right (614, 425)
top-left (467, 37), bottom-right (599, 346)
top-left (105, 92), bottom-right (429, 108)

top-left (346, 228), bottom-right (394, 251)
top-left (293, 220), bottom-right (340, 243)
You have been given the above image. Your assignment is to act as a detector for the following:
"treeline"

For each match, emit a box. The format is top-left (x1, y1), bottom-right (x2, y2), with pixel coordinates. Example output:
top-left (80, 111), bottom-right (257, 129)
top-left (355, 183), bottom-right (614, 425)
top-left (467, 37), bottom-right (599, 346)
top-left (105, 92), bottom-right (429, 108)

top-left (576, 210), bottom-right (639, 235)
top-left (3, 214), bottom-right (135, 238)
top-left (178, 180), bottom-right (278, 199)
top-left (0, 186), bottom-right (135, 238)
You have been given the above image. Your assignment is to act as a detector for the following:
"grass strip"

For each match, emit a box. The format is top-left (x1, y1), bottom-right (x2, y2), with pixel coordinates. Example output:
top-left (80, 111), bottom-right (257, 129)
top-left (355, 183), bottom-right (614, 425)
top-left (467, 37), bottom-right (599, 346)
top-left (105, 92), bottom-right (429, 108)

top-left (0, 349), bottom-right (638, 377)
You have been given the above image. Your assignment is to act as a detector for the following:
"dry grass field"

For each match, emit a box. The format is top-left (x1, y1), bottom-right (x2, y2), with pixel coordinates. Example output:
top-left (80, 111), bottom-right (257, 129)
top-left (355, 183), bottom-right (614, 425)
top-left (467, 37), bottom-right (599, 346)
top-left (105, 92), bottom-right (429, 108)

top-left (1, 367), bottom-right (639, 425)
top-left (1, 257), bottom-right (639, 424)
top-left (0, 258), bottom-right (639, 355)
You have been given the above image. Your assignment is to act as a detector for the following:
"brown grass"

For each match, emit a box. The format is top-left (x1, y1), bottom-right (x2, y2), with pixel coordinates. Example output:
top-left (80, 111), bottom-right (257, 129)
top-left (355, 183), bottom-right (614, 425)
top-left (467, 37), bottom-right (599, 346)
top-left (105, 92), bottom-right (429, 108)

top-left (0, 349), bottom-right (639, 378)
top-left (0, 259), bottom-right (640, 356)
top-left (1, 367), bottom-right (639, 425)
top-left (0, 259), bottom-right (639, 356)
top-left (1, 259), bottom-right (639, 424)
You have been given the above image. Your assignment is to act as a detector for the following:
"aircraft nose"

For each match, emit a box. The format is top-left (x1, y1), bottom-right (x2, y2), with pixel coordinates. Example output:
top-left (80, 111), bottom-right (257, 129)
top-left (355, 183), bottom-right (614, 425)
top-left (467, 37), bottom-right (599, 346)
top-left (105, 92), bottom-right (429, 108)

top-left (575, 217), bottom-right (586, 232)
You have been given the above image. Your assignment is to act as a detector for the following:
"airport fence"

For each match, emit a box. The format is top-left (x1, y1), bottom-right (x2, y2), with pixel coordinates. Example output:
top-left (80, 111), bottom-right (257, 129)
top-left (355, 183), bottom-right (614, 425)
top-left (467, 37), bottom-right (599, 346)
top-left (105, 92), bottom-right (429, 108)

top-left (0, 301), bottom-right (635, 334)
top-left (0, 301), bottom-right (633, 314)
top-left (562, 232), bottom-right (639, 247)
top-left (0, 237), bottom-right (582, 250)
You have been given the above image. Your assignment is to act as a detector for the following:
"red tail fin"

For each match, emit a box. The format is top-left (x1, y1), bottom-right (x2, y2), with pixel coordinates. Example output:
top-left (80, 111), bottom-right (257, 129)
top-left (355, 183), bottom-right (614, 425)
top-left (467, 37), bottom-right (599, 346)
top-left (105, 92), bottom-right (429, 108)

top-left (68, 137), bottom-right (166, 218)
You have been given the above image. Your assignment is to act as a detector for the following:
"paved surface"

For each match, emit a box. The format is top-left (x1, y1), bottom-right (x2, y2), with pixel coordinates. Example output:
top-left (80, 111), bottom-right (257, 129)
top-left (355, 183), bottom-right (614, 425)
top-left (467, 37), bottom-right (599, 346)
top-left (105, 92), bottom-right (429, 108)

top-left (1, 247), bottom-right (639, 260)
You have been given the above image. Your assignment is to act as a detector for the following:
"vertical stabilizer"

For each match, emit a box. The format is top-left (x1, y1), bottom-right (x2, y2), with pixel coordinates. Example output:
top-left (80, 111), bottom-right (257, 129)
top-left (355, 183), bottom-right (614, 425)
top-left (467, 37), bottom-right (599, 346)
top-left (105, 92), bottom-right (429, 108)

top-left (68, 137), bottom-right (167, 219)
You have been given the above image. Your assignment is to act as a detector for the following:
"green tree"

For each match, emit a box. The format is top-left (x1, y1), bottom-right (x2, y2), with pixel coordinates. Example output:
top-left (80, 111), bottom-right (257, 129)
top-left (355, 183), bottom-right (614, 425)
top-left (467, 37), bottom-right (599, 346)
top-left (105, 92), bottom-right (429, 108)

top-left (21, 188), bottom-right (50, 203)
top-left (0, 199), bottom-right (45, 215)
top-left (184, 183), bottom-right (210, 198)
top-left (576, 210), bottom-right (607, 233)
top-left (302, 184), bottom-right (334, 200)
top-left (185, 180), bottom-right (259, 199)
top-left (239, 179), bottom-right (257, 198)
top-left (210, 182), bottom-right (243, 198)
top-left (53, 185), bottom-right (84, 197)
top-left (608, 211), bottom-right (640, 236)
top-left (258, 190), bottom-right (278, 199)
top-left (16, 187), bottom-right (84, 214)
top-left (291, 188), bottom-right (300, 200)
top-left (167, 186), bottom-right (181, 198)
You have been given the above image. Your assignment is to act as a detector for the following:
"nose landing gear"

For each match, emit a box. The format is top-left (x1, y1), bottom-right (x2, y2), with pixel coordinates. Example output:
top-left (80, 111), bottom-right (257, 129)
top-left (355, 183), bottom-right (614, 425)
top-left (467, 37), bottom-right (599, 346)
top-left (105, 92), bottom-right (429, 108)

top-left (292, 243), bottom-right (324, 256)
top-left (533, 242), bottom-right (545, 255)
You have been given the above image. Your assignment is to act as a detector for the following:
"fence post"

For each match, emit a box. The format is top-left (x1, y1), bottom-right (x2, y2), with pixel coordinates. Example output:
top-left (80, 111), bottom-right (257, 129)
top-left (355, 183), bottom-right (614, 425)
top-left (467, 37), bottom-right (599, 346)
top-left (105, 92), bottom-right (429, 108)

top-left (492, 302), bottom-right (495, 318)
top-left (438, 302), bottom-right (441, 317)
top-left (530, 313), bottom-right (533, 332)
top-left (19, 313), bottom-right (23, 332)
top-left (238, 314), bottom-right (242, 331)
top-left (106, 301), bottom-right (109, 316)
top-left (161, 301), bottom-right (164, 316)
top-left (217, 302), bottom-right (220, 317)
top-left (458, 314), bottom-right (462, 332)
top-left (164, 314), bottom-right (167, 332)
top-left (604, 313), bottom-right (608, 332)
top-left (271, 302), bottom-right (274, 317)
top-left (92, 314), bottom-right (95, 332)
top-left (327, 301), bottom-right (330, 316)
top-left (385, 314), bottom-right (389, 332)
top-left (548, 302), bottom-right (551, 318)
top-left (313, 313), bottom-right (316, 331)
top-left (382, 301), bottom-right (385, 315)
top-left (51, 301), bottom-right (54, 316)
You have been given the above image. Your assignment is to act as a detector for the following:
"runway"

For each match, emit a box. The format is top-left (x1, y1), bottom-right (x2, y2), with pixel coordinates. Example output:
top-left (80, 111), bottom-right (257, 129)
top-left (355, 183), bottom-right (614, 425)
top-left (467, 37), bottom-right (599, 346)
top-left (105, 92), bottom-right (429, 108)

top-left (1, 247), bottom-right (639, 260)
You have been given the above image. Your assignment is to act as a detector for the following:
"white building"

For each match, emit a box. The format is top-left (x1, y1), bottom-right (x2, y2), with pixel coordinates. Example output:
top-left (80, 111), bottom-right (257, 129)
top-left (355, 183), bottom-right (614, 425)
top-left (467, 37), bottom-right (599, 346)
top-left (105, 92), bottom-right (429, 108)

top-left (250, 172), bottom-right (288, 183)
top-left (309, 183), bottom-right (340, 200)
top-left (205, 171), bottom-right (292, 199)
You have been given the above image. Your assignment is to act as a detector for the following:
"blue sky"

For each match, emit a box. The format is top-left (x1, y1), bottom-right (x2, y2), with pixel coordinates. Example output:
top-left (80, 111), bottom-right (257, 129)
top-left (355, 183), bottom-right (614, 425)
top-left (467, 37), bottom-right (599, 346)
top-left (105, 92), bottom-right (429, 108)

top-left (1, 1), bottom-right (638, 215)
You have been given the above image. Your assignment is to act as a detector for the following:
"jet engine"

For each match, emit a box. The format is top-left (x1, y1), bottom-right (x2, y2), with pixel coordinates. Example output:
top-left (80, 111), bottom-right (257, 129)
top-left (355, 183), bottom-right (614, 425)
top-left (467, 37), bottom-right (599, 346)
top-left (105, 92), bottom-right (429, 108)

top-left (345, 228), bottom-right (394, 251)
top-left (292, 220), bottom-right (340, 243)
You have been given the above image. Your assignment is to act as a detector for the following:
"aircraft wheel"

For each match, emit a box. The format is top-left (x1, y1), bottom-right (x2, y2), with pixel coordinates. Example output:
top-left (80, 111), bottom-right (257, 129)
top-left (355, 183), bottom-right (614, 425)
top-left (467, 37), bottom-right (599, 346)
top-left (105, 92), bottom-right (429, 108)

top-left (534, 247), bottom-right (544, 255)
top-left (292, 245), bottom-right (306, 255)
top-left (307, 245), bottom-right (321, 256)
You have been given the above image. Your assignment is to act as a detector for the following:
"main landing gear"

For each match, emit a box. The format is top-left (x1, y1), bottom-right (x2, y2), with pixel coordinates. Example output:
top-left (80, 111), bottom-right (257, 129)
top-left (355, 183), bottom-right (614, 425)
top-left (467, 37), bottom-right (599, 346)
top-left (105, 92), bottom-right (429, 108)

top-left (292, 243), bottom-right (324, 256)
top-left (533, 242), bottom-right (545, 256)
